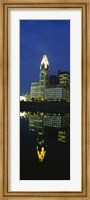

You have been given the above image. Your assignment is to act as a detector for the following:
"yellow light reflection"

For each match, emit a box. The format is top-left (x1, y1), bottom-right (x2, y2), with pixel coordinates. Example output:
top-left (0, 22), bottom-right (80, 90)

top-left (36, 146), bottom-right (46, 162)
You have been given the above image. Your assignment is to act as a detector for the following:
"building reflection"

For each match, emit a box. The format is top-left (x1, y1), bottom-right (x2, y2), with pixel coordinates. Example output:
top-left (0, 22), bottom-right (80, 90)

top-left (20, 111), bottom-right (70, 162)
top-left (36, 130), bottom-right (47, 162)
top-left (25, 112), bottom-right (70, 130)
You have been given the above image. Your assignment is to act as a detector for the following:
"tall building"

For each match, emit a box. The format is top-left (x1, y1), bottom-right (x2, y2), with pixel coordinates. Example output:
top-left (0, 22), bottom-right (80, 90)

top-left (40, 54), bottom-right (50, 86)
top-left (58, 71), bottom-right (70, 89)
top-left (30, 54), bottom-right (50, 100)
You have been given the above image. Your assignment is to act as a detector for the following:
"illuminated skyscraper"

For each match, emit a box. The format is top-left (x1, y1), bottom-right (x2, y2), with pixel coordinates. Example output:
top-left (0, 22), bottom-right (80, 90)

top-left (40, 54), bottom-right (50, 86)
top-left (30, 54), bottom-right (50, 100)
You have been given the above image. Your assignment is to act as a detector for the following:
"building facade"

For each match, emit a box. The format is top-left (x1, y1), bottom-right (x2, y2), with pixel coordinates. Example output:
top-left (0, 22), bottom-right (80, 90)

top-left (45, 86), bottom-right (70, 102)
top-left (30, 82), bottom-right (44, 100)
top-left (58, 71), bottom-right (70, 89)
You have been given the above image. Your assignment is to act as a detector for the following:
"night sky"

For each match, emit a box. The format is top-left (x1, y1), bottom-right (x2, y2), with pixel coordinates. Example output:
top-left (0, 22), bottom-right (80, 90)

top-left (20, 20), bottom-right (70, 95)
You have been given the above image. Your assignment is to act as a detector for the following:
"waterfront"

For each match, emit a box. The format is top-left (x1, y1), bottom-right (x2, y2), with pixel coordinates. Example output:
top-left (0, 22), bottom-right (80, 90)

top-left (20, 21), bottom-right (70, 181)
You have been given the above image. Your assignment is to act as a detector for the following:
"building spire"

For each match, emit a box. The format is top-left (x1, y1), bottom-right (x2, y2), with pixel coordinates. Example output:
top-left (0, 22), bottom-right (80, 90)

top-left (40, 54), bottom-right (49, 67)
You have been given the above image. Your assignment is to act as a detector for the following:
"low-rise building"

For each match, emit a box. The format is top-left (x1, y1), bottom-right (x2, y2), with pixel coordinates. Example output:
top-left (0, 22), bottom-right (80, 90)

top-left (45, 86), bottom-right (70, 102)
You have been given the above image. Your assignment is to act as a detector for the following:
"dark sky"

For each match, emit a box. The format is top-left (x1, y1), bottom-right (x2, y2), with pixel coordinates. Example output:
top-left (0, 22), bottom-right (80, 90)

top-left (20, 20), bottom-right (70, 95)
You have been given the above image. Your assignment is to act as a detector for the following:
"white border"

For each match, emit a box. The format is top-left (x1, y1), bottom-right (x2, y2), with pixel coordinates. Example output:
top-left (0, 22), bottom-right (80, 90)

top-left (8, 8), bottom-right (81, 191)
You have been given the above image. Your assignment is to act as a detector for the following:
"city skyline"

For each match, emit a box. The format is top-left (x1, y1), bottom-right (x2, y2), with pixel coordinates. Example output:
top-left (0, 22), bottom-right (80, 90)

top-left (29, 54), bottom-right (70, 102)
top-left (20, 20), bottom-right (70, 95)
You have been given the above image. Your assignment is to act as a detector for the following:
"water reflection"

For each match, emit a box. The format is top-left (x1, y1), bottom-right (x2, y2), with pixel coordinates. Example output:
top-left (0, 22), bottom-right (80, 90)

top-left (20, 111), bottom-right (70, 163)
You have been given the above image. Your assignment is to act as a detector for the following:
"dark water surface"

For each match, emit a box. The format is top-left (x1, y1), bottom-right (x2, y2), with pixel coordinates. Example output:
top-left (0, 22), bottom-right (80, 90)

top-left (20, 112), bottom-right (70, 180)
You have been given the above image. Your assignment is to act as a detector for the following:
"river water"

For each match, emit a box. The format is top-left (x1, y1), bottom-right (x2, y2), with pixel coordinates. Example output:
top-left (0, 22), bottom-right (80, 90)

top-left (20, 111), bottom-right (70, 180)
